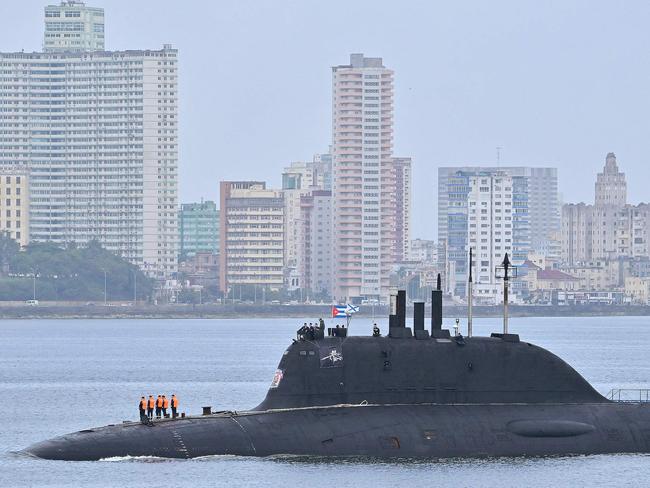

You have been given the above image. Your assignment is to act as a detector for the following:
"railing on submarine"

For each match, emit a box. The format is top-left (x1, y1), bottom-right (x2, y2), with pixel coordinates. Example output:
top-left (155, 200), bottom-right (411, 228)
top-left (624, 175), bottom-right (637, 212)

top-left (606, 389), bottom-right (650, 403)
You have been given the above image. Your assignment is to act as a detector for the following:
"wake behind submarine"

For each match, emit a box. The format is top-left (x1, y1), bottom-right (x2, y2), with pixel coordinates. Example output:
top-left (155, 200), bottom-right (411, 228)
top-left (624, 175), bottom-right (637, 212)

top-left (25, 256), bottom-right (650, 461)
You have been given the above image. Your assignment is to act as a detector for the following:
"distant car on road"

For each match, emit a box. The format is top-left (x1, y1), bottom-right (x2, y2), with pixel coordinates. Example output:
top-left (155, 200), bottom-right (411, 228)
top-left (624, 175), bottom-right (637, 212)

top-left (25, 299), bottom-right (39, 306)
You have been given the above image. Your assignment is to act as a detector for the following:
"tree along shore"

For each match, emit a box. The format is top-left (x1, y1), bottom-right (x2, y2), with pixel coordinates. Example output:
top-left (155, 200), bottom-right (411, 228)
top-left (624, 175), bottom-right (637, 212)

top-left (1, 303), bottom-right (650, 319)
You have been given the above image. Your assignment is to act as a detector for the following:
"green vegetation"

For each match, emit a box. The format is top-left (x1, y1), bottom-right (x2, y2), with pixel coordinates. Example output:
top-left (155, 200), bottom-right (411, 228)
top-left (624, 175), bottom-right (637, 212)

top-left (0, 235), bottom-right (153, 301)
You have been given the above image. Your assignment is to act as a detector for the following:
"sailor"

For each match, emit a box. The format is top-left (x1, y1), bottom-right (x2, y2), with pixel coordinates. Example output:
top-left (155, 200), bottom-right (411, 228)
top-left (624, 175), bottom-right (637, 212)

top-left (318, 318), bottom-right (325, 335)
top-left (298, 323), bottom-right (308, 341)
top-left (162, 395), bottom-right (169, 417)
top-left (309, 325), bottom-right (315, 340)
top-left (147, 395), bottom-right (155, 419)
top-left (335, 324), bottom-right (340, 337)
top-left (138, 396), bottom-right (147, 422)
top-left (171, 394), bottom-right (179, 418)
top-left (373, 323), bottom-right (381, 337)
top-left (156, 395), bottom-right (163, 419)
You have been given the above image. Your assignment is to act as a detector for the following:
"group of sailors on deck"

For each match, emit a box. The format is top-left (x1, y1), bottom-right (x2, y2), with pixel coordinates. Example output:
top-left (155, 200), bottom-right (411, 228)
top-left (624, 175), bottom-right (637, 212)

top-left (297, 318), bottom-right (325, 340)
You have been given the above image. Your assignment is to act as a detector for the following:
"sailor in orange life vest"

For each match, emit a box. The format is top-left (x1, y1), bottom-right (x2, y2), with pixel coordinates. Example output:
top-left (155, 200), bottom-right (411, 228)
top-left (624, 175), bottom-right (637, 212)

top-left (171, 394), bottom-right (179, 417)
top-left (138, 396), bottom-right (147, 421)
top-left (155, 395), bottom-right (163, 419)
top-left (162, 395), bottom-right (169, 417)
top-left (147, 395), bottom-right (155, 419)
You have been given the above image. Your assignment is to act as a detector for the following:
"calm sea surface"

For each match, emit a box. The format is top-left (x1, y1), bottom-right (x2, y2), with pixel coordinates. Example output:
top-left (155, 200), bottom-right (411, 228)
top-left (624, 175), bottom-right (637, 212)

top-left (1, 316), bottom-right (650, 487)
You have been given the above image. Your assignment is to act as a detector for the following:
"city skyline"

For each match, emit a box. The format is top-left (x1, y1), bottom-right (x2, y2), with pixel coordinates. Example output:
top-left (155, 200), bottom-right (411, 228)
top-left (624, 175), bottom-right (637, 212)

top-left (4, 1), bottom-right (650, 239)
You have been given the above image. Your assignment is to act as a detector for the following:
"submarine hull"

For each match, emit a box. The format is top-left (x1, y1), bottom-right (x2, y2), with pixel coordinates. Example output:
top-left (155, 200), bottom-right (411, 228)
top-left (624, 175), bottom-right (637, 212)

top-left (25, 402), bottom-right (650, 461)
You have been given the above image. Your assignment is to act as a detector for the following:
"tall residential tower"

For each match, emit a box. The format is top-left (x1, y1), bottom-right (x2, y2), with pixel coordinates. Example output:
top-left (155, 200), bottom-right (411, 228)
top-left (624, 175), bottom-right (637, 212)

top-left (44, 1), bottom-right (105, 52)
top-left (0, 5), bottom-right (178, 277)
top-left (332, 53), bottom-right (395, 302)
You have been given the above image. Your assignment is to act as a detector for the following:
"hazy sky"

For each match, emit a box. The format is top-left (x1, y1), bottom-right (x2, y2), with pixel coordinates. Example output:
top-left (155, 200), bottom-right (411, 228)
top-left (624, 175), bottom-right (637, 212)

top-left (3, 1), bottom-right (650, 239)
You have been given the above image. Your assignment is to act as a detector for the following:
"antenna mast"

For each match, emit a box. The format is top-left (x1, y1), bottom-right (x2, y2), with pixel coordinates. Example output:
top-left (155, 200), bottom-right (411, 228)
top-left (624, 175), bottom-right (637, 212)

top-left (502, 254), bottom-right (510, 334)
top-left (467, 248), bottom-right (473, 337)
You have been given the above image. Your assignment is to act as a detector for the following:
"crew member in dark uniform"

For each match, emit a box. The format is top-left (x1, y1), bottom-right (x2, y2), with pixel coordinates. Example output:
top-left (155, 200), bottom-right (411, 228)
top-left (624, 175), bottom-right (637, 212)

top-left (139, 396), bottom-right (147, 422)
top-left (156, 394), bottom-right (163, 419)
top-left (147, 395), bottom-right (155, 419)
top-left (373, 323), bottom-right (381, 337)
top-left (298, 323), bottom-right (309, 340)
top-left (162, 395), bottom-right (169, 417)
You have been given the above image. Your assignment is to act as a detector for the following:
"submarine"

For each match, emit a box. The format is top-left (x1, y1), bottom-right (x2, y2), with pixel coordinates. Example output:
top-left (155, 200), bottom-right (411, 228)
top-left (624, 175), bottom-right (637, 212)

top-left (24, 255), bottom-right (650, 460)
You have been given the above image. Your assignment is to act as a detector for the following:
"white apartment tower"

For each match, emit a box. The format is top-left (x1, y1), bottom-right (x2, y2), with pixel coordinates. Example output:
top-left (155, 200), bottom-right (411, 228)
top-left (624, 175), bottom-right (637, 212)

top-left (44, 1), bottom-right (105, 53)
top-left (332, 53), bottom-right (395, 302)
top-left (468, 173), bottom-right (516, 301)
top-left (0, 42), bottom-right (178, 277)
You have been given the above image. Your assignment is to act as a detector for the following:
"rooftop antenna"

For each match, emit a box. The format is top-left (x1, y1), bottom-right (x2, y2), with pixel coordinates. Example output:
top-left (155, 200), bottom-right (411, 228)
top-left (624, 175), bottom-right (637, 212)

top-left (496, 146), bottom-right (502, 167)
top-left (467, 248), bottom-right (473, 337)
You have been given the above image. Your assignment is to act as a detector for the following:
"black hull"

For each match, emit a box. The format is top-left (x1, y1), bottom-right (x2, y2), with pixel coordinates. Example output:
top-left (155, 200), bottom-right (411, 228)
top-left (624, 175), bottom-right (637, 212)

top-left (25, 403), bottom-right (650, 461)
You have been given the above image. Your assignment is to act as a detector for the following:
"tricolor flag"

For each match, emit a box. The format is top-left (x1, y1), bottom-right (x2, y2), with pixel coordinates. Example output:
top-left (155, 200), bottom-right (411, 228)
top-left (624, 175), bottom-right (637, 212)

top-left (332, 305), bottom-right (348, 318)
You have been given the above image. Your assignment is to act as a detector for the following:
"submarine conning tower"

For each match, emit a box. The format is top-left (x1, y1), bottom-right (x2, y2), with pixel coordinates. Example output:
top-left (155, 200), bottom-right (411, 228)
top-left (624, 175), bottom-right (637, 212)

top-left (255, 286), bottom-right (607, 411)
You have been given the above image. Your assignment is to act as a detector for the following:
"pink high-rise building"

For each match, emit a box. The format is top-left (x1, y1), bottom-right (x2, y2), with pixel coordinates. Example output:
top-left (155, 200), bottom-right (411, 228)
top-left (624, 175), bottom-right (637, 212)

top-left (332, 54), bottom-right (395, 302)
top-left (392, 157), bottom-right (412, 263)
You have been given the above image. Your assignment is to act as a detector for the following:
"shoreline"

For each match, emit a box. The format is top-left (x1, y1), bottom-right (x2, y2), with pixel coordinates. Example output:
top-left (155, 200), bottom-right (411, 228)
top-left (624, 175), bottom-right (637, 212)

top-left (1, 303), bottom-right (650, 319)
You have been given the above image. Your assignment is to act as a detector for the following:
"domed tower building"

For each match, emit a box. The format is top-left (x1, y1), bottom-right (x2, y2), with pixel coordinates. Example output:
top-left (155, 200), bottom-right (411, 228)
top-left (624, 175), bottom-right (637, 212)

top-left (592, 153), bottom-right (627, 259)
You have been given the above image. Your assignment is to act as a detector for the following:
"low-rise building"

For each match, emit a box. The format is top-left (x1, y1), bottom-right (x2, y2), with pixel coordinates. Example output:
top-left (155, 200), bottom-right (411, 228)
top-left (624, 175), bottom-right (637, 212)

top-left (562, 260), bottom-right (621, 291)
top-left (178, 251), bottom-right (220, 296)
top-left (409, 239), bottom-right (438, 264)
top-left (534, 269), bottom-right (581, 292)
top-left (625, 276), bottom-right (650, 304)
top-left (0, 165), bottom-right (29, 247)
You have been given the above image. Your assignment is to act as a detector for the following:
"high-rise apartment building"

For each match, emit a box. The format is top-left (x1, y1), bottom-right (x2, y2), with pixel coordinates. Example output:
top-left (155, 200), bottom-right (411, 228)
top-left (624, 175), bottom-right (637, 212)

top-left (332, 53), bottom-right (395, 302)
top-left (438, 166), bottom-right (558, 254)
top-left (0, 165), bottom-right (30, 247)
top-left (299, 190), bottom-right (333, 298)
top-left (392, 157), bottom-right (412, 263)
top-left (0, 46), bottom-right (179, 277)
top-left (561, 203), bottom-right (593, 265)
top-left (179, 201), bottom-right (219, 259)
top-left (283, 160), bottom-right (318, 290)
top-left (282, 155), bottom-right (332, 293)
top-left (0, 7), bottom-right (178, 278)
top-left (312, 150), bottom-right (333, 191)
top-left (44, 1), bottom-right (105, 53)
top-left (219, 182), bottom-right (284, 294)
top-left (442, 171), bottom-right (530, 298)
